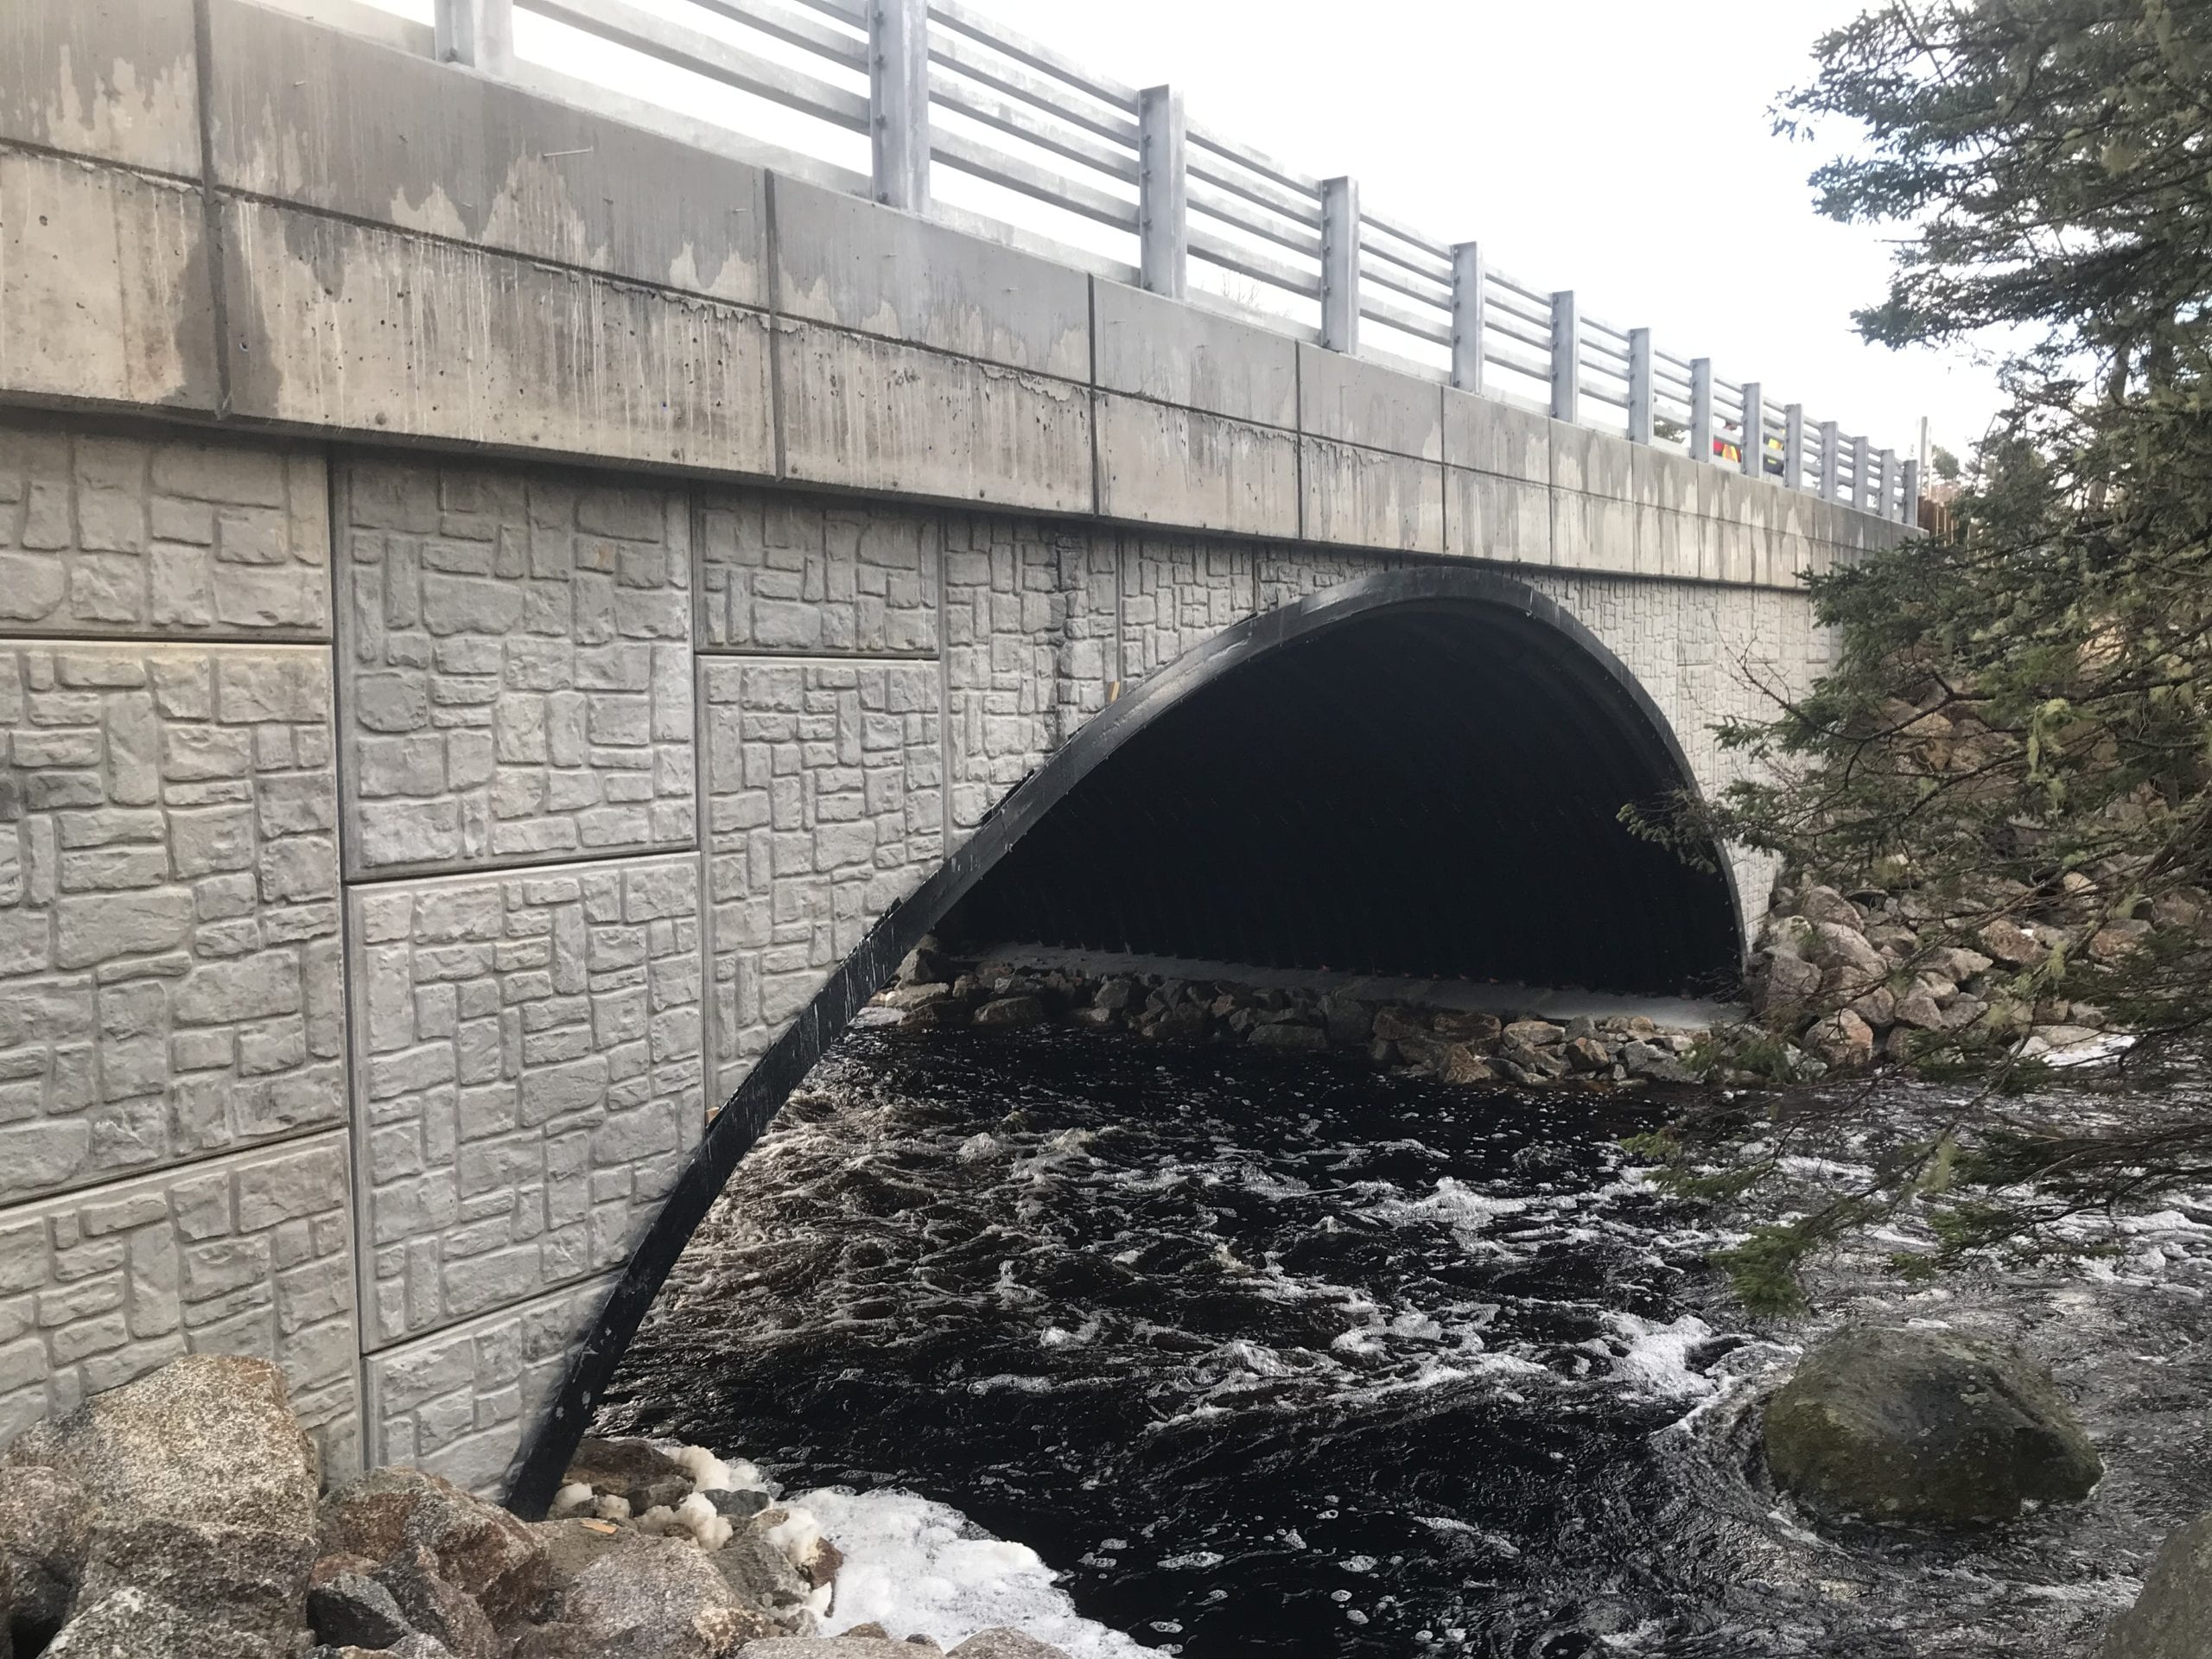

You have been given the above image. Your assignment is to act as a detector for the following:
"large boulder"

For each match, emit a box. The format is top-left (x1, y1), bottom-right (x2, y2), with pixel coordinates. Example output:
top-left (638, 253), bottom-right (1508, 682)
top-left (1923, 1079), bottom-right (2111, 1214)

top-left (0, 1463), bottom-right (94, 1642)
top-left (43, 1586), bottom-right (281, 1659)
top-left (74, 1516), bottom-right (313, 1650)
top-left (1764, 1325), bottom-right (2101, 1526)
top-left (2104, 1513), bottom-right (2212, 1656)
top-left (318, 1468), bottom-right (549, 1626)
top-left (515, 1530), bottom-right (773, 1659)
top-left (2, 1356), bottom-right (318, 1534)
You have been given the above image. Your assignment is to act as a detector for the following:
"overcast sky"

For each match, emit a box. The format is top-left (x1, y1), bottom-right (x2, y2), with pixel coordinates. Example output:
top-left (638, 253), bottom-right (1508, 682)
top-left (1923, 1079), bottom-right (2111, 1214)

top-left (359, 0), bottom-right (2005, 461)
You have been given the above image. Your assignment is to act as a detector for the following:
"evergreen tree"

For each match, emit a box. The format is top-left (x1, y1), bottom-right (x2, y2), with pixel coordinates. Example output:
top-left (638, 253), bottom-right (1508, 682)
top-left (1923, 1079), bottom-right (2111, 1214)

top-left (1633, 0), bottom-right (2212, 1308)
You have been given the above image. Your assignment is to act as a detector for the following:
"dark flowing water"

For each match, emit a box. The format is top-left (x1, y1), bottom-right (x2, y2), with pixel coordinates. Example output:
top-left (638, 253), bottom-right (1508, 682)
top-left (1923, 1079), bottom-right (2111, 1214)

top-left (599, 1024), bottom-right (2212, 1656)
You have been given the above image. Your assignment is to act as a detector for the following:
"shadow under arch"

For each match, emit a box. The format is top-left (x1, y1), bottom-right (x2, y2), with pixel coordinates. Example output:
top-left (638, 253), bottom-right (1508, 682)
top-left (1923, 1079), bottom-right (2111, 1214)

top-left (507, 564), bottom-right (1743, 1512)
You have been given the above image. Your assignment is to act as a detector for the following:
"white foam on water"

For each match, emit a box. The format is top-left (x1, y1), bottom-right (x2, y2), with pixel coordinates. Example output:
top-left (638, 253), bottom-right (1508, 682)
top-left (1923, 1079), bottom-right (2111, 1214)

top-left (1604, 1313), bottom-right (1719, 1400)
top-left (800, 1484), bottom-right (1153, 1657)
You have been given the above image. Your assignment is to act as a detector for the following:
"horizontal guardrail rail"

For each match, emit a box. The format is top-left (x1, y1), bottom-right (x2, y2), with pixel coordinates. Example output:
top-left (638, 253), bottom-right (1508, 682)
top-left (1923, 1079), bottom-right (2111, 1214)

top-left (437, 0), bottom-right (1920, 522)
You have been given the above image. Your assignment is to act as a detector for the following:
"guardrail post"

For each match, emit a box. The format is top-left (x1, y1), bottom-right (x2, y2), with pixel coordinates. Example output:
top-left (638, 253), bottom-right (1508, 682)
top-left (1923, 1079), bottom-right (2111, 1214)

top-left (1878, 448), bottom-right (1897, 518)
top-left (1783, 403), bottom-right (1805, 490)
top-left (1548, 291), bottom-right (1580, 423)
top-left (1319, 177), bottom-right (1359, 353)
top-left (1626, 328), bottom-right (1653, 445)
top-left (1852, 435), bottom-right (1872, 510)
top-left (1689, 359), bottom-right (1714, 464)
top-left (1450, 242), bottom-right (1485, 394)
top-left (1818, 421), bottom-right (1840, 499)
top-left (1137, 86), bottom-right (1187, 298)
top-left (1738, 380), bottom-right (1763, 477)
top-left (870, 0), bottom-right (930, 213)
top-left (1901, 455), bottom-right (1921, 526)
top-left (435, 0), bottom-right (514, 73)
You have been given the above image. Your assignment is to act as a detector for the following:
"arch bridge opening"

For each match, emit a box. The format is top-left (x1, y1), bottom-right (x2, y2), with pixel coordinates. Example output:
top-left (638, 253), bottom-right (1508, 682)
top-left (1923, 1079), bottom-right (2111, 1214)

top-left (510, 567), bottom-right (1742, 1511)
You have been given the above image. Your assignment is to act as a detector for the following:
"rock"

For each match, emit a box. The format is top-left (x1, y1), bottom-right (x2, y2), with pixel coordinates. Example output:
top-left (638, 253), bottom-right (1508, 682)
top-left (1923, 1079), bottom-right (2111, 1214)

top-left (0, 1462), bottom-right (94, 1641)
top-left (1977, 918), bottom-right (2048, 968)
top-left (1091, 978), bottom-right (1135, 1014)
top-left (893, 938), bottom-right (948, 987)
top-left (306, 1641), bottom-right (454, 1659)
top-left (1621, 1040), bottom-right (1694, 1084)
top-left (1065, 1006), bottom-right (1116, 1031)
top-left (1806, 922), bottom-right (1885, 991)
top-left (706, 1490), bottom-right (772, 1522)
top-left (1942, 994), bottom-right (1989, 1031)
top-left (1803, 1009), bottom-right (1876, 1071)
top-left (1560, 1036), bottom-right (1612, 1074)
top-left (44, 1587), bottom-right (281, 1659)
top-left (1764, 1325), bottom-right (2101, 1527)
top-left (1370, 1007), bottom-right (1425, 1045)
top-left (2103, 1512), bottom-right (2212, 1657)
top-left (561, 1440), bottom-right (694, 1516)
top-left (2088, 919), bottom-right (2152, 962)
top-left (1846, 985), bottom-right (1897, 1029)
top-left (972, 996), bottom-right (1045, 1030)
top-left (74, 1516), bottom-right (313, 1650)
top-left (711, 1523), bottom-right (814, 1631)
top-left (1247, 1021), bottom-right (1326, 1052)
top-left (1796, 885), bottom-right (1865, 931)
top-left (1434, 1043), bottom-right (1496, 1084)
top-left (375, 1546), bottom-right (499, 1659)
top-left (2, 1355), bottom-right (318, 1534)
top-left (1927, 945), bottom-right (1994, 983)
top-left (1320, 994), bottom-right (1373, 1046)
top-left (880, 983), bottom-right (951, 1011)
top-left (1894, 986), bottom-right (1946, 1030)
top-left (1502, 1019), bottom-right (1564, 1048)
top-left (517, 1531), bottom-right (772, 1659)
top-left (309, 1571), bottom-right (414, 1649)
top-left (1751, 950), bottom-right (1823, 1014)
top-left (318, 1469), bottom-right (549, 1627)
top-left (1866, 921), bottom-right (1920, 955)
top-left (2023, 1024), bottom-right (2107, 1058)
top-left (1430, 1009), bottom-right (1502, 1045)
top-left (1365, 1037), bottom-right (1398, 1068)
top-left (950, 1633), bottom-right (1071, 1658)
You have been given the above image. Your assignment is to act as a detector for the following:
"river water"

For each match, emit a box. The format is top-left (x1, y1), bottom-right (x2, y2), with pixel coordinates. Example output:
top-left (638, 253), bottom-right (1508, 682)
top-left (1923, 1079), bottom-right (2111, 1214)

top-left (598, 1023), bottom-right (2212, 1656)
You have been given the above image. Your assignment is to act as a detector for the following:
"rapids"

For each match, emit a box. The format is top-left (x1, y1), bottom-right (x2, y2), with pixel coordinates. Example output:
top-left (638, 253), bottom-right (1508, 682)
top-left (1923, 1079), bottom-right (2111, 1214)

top-left (597, 1025), bottom-right (2212, 1656)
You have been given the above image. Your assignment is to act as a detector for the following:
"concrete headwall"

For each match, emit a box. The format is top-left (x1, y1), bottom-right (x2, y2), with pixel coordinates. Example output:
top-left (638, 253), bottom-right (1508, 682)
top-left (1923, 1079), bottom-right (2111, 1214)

top-left (0, 414), bottom-right (1834, 1491)
top-left (0, 0), bottom-right (1885, 1496)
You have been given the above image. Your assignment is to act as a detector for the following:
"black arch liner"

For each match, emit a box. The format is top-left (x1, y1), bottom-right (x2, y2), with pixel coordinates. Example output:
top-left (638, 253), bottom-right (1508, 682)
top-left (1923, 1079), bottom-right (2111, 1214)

top-left (506, 566), bottom-right (1743, 1513)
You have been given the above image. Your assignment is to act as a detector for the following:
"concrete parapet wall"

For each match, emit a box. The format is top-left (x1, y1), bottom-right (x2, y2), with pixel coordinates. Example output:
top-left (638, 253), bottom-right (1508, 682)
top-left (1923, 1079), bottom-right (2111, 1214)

top-left (3, 0), bottom-right (1910, 582)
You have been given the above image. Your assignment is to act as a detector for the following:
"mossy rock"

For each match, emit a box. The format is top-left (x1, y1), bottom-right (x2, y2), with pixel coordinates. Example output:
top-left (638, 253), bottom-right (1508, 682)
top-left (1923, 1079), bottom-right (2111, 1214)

top-left (2103, 1513), bottom-right (2212, 1657)
top-left (1763, 1325), bottom-right (2100, 1527)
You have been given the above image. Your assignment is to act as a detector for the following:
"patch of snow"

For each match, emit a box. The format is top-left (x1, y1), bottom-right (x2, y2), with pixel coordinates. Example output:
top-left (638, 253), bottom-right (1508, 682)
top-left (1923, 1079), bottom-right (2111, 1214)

top-left (801, 1485), bottom-right (1152, 1657)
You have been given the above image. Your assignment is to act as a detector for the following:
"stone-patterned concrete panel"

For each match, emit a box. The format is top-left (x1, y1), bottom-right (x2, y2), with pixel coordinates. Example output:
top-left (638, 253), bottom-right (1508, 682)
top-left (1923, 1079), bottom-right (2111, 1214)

top-left (0, 1131), bottom-right (359, 1476)
top-left (0, 642), bottom-right (344, 1205)
top-left (1120, 533), bottom-right (1254, 688)
top-left (698, 493), bottom-right (938, 656)
top-left (350, 857), bottom-right (702, 1347)
top-left (0, 417), bottom-right (329, 638)
top-left (704, 658), bottom-right (942, 1096)
top-left (945, 515), bottom-right (1115, 839)
top-left (365, 1274), bottom-right (607, 1498)
top-left (339, 460), bottom-right (695, 876)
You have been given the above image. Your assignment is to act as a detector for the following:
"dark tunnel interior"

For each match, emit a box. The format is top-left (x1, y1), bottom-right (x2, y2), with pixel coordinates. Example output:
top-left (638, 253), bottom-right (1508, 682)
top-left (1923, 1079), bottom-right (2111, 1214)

top-left (940, 598), bottom-right (1744, 997)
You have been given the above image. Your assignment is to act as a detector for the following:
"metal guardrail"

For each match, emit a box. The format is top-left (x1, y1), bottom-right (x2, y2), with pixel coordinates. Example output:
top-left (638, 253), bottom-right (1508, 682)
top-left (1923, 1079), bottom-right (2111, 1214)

top-left (433, 0), bottom-right (1922, 522)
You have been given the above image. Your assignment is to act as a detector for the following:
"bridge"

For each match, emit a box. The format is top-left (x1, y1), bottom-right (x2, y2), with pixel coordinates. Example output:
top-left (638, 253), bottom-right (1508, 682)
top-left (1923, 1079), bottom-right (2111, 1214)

top-left (0, 0), bottom-right (1914, 1506)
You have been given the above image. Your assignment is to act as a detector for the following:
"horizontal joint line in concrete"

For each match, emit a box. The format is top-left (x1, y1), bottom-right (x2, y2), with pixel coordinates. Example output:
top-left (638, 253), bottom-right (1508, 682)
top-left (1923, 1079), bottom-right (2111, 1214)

top-left (213, 187), bottom-right (774, 318)
top-left (1096, 385), bottom-right (1295, 438)
top-left (363, 1267), bottom-right (622, 1361)
top-left (772, 313), bottom-right (1091, 392)
top-left (693, 645), bottom-right (943, 664)
top-left (0, 630), bottom-right (334, 650)
top-left (340, 844), bottom-right (700, 891)
top-left (0, 1125), bottom-right (350, 1222)
top-left (0, 136), bottom-right (203, 192)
